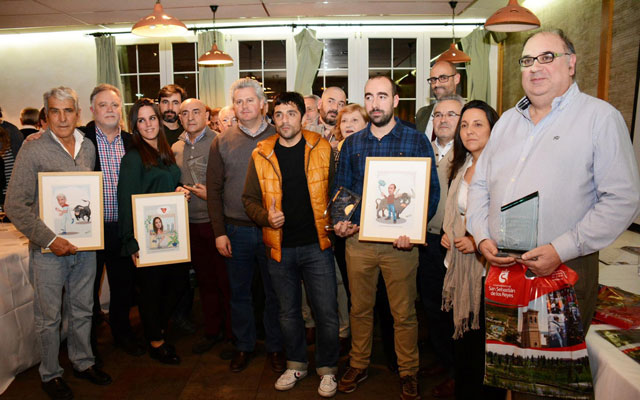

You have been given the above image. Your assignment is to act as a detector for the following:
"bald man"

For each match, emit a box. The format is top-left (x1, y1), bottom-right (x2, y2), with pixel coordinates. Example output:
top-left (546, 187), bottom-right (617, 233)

top-left (416, 60), bottom-right (461, 137)
top-left (173, 98), bottom-right (232, 354)
top-left (306, 87), bottom-right (346, 147)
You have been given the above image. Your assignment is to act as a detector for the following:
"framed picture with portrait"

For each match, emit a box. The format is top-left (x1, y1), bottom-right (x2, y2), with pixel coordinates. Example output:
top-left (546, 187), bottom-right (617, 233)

top-left (38, 171), bottom-right (104, 252)
top-left (131, 192), bottom-right (190, 267)
top-left (359, 157), bottom-right (432, 244)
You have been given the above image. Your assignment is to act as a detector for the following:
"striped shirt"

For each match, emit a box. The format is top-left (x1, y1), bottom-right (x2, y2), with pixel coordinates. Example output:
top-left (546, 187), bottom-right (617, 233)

top-left (95, 126), bottom-right (126, 222)
top-left (1, 148), bottom-right (14, 196)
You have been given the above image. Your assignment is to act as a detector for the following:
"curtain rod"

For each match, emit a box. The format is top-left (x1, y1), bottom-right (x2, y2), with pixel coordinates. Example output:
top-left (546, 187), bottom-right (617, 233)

top-left (89, 21), bottom-right (483, 36)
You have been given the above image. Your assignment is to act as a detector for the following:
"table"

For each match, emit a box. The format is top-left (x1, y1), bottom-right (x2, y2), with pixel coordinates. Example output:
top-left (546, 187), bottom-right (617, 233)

top-left (0, 225), bottom-right (38, 394)
top-left (586, 261), bottom-right (640, 400)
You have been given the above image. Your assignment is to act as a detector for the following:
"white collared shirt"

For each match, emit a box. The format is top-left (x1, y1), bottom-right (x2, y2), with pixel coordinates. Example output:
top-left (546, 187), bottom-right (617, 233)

top-left (49, 128), bottom-right (84, 158)
top-left (432, 138), bottom-right (453, 162)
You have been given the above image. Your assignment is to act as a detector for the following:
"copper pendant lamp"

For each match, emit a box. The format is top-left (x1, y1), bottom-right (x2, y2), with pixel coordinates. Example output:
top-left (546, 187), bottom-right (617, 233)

top-left (437, 1), bottom-right (471, 64)
top-left (484, 0), bottom-right (541, 32)
top-left (132, 0), bottom-right (188, 37)
top-left (198, 5), bottom-right (234, 66)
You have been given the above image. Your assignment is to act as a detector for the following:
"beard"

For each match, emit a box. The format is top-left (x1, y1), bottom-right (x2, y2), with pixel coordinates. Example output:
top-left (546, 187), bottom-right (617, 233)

top-left (321, 109), bottom-right (338, 126)
top-left (370, 108), bottom-right (394, 127)
top-left (162, 110), bottom-right (178, 123)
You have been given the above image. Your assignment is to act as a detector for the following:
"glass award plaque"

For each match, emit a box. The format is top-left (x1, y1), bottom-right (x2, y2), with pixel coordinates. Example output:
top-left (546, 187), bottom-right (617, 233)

top-left (187, 156), bottom-right (208, 185)
top-left (497, 191), bottom-right (539, 256)
top-left (324, 186), bottom-right (361, 230)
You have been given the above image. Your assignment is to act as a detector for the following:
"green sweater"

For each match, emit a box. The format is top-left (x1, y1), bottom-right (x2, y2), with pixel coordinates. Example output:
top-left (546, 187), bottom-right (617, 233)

top-left (117, 149), bottom-right (181, 256)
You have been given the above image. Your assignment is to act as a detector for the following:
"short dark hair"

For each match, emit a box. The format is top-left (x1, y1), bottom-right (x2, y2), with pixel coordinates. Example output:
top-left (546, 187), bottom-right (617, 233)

top-left (20, 107), bottom-right (39, 125)
top-left (522, 29), bottom-right (577, 79)
top-left (157, 84), bottom-right (187, 102)
top-left (367, 75), bottom-right (398, 97)
top-left (273, 92), bottom-right (306, 117)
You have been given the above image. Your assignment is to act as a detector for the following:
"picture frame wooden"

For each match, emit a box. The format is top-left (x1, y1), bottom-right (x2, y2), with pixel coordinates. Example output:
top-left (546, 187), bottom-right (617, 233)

top-left (358, 157), bottom-right (432, 244)
top-left (131, 192), bottom-right (190, 267)
top-left (38, 171), bottom-right (104, 252)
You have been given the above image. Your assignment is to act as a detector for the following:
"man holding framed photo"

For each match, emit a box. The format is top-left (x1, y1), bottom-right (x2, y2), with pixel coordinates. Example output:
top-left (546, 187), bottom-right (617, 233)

top-left (242, 91), bottom-right (339, 398)
top-left (333, 75), bottom-right (439, 400)
top-left (5, 86), bottom-right (111, 400)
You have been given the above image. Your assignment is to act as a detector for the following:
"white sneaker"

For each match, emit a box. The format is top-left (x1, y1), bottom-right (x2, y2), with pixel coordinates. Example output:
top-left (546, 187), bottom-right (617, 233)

top-left (274, 369), bottom-right (307, 391)
top-left (318, 374), bottom-right (337, 398)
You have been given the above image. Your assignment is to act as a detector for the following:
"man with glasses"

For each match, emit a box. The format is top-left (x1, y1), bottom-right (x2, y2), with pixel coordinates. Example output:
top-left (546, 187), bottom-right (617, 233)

top-left (419, 94), bottom-right (464, 398)
top-left (218, 105), bottom-right (238, 131)
top-left (416, 60), bottom-right (461, 137)
top-left (468, 29), bottom-right (640, 352)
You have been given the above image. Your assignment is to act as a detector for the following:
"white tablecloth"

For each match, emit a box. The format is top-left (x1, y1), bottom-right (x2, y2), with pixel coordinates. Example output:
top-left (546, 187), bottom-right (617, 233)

top-left (586, 262), bottom-right (640, 400)
top-left (0, 226), bottom-right (39, 394)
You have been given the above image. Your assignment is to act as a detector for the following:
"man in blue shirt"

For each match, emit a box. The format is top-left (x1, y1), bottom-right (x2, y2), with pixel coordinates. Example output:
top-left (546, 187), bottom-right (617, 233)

top-left (334, 75), bottom-right (439, 400)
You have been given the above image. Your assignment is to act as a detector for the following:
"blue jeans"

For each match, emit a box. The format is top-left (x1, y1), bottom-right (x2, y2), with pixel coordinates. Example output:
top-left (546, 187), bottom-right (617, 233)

top-left (268, 243), bottom-right (339, 375)
top-left (29, 249), bottom-right (96, 382)
top-left (225, 224), bottom-right (282, 352)
top-left (387, 203), bottom-right (397, 221)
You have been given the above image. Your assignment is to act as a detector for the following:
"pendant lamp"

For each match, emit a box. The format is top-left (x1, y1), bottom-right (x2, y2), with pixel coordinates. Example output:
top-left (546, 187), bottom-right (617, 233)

top-left (198, 5), bottom-right (234, 66)
top-left (437, 1), bottom-right (471, 64)
top-left (132, 0), bottom-right (188, 37)
top-left (484, 0), bottom-right (541, 32)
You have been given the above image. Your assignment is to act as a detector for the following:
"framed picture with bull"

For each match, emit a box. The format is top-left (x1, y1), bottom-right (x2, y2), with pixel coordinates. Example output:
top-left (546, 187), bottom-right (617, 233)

top-left (38, 171), bottom-right (104, 252)
top-left (359, 157), bottom-right (432, 244)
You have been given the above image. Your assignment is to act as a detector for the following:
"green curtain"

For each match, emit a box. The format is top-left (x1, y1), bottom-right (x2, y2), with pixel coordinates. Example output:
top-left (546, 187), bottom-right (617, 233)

top-left (198, 31), bottom-right (227, 108)
top-left (95, 35), bottom-right (123, 92)
top-left (294, 29), bottom-right (324, 96)
top-left (460, 28), bottom-right (507, 104)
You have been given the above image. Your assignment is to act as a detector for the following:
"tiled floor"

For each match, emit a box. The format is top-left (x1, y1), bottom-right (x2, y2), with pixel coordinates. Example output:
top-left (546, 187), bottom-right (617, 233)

top-left (5, 228), bottom-right (639, 399)
top-left (2, 290), bottom-right (447, 400)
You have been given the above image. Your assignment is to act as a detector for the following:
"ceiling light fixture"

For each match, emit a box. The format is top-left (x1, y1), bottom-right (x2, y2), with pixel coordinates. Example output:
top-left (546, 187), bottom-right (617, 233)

top-left (484, 0), bottom-right (541, 32)
top-left (198, 5), bottom-right (234, 66)
top-left (437, 1), bottom-right (471, 64)
top-left (132, 0), bottom-right (188, 37)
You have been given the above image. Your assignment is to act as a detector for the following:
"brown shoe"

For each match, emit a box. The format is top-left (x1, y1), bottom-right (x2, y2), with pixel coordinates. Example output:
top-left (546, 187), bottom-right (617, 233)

top-left (267, 351), bottom-right (286, 373)
top-left (229, 351), bottom-right (254, 372)
top-left (338, 366), bottom-right (368, 393)
top-left (431, 377), bottom-right (454, 398)
top-left (400, 374), bottom-right (421, 400)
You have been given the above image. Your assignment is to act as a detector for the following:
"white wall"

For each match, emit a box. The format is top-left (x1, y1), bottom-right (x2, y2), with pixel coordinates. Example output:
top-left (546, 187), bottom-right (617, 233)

top-left (0, 31), bottom-right (97, 126)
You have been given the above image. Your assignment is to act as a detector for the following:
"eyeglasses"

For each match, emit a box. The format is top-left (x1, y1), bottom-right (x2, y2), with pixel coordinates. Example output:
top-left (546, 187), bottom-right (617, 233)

top-left (427, 74), bottom-right (456, 85)
top-left (518, 52), bottom-right (571, 68)
top-left (433, 111), bottom-right (460, 119)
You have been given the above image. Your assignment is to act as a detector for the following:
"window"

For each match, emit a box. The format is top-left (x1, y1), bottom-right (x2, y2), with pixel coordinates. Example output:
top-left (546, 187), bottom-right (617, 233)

top-left (172, 42), bottom-right (199, 100)
top-left (118, 44), bottom-right (161, 115)
top-left (238, 40), bottom-right (287, 110)
top-left (313, 39), bottom-right (349, 98)
top-left (368, 38), bottom-right (417, 123)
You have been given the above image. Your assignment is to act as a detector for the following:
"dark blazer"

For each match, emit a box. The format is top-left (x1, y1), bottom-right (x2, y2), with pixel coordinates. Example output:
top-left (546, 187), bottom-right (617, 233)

top-left (79, 121), bottom-right (132, 172)
top-left (415, 103), bottom-right (435, 135)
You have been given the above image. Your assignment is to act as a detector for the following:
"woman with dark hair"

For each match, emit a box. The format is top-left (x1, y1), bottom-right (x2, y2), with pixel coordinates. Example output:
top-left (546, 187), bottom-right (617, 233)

top-left (117, 98), bottom-right (189, 364)
top-left (439, 100), bottom-right (504, 399)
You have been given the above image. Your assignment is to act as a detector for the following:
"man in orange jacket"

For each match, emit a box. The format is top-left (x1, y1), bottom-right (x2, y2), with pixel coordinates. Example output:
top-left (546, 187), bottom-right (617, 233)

top-left (243, 91), bottom-right (339, 398)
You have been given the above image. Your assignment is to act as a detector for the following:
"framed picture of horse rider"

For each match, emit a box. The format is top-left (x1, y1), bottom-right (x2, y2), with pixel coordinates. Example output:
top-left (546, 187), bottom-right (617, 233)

top-left (359, 157), bottom-right (432, 244)
top-left (38, 171), bottom-right (104, 252)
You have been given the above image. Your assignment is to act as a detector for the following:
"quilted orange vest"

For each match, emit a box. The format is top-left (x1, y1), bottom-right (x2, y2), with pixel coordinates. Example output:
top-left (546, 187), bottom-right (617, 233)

top-left (251, 130), bottom-right (332, 262)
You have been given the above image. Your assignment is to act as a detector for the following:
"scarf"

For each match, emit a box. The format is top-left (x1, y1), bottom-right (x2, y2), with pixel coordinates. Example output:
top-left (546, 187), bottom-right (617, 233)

top-left (441, 155), bottom-right (486, 339)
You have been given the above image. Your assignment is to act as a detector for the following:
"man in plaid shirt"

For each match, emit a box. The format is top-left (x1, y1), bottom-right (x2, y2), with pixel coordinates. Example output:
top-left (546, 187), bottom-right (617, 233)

top-left (79, 84), bottom-right (144, 361)
top-left (334, 75), bottom-right (439, 400)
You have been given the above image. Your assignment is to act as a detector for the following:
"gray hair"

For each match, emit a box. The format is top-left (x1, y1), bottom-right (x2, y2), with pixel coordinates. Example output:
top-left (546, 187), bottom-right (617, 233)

top-left (436, 94), bottom-right (465, 108)
top-left (90, 83), bottom-right (122, 107)
top-left (230, 78), bottom-right (266, 103)
top-left (43, 86), bottom-right (79, 113)
top-left (304, 94), bottom-right (320, 103)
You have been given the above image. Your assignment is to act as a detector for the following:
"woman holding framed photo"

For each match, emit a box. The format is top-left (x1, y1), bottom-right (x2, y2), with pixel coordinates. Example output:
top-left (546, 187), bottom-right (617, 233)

top-left (439, 100), bottom-right (504, 399)
top-left (117, 98), bottom-right (189, 365)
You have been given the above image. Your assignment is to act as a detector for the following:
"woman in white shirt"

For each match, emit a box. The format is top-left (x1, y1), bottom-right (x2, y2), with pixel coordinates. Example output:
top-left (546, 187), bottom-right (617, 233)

top-left (440, 100), bottom-right (502, 400)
